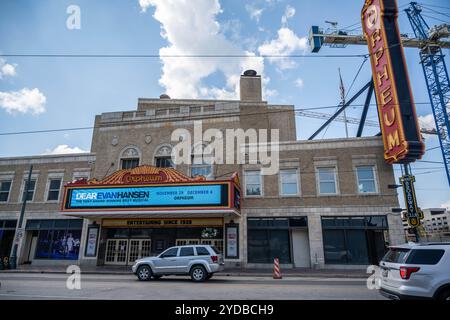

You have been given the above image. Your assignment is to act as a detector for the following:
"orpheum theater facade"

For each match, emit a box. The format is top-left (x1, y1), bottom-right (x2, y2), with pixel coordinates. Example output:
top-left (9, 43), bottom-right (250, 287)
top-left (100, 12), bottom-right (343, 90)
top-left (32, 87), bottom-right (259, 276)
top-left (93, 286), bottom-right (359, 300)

top-left (0, 71), bottom-right (406, 270)
top-left (61, 167), bottom-right (241, 265)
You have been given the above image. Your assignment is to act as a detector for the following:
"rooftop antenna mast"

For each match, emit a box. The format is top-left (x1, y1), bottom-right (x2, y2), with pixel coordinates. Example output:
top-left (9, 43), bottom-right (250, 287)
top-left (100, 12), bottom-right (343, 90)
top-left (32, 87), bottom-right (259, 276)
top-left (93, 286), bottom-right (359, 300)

top-left (338, 68), bottom-right (349, 138)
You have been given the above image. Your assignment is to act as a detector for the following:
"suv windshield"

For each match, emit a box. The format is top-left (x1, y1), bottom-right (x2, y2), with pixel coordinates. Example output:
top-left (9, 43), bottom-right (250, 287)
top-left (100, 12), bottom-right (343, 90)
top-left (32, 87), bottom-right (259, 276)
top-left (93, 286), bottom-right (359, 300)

top-left (382, 248), bottom-right (410, 263)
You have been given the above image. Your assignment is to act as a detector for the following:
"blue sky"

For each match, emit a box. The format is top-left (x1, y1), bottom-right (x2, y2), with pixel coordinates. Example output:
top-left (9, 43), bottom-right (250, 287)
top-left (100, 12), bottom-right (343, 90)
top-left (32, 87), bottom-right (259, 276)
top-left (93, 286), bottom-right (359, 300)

top-left (0, 0), bottom-right (449, 209)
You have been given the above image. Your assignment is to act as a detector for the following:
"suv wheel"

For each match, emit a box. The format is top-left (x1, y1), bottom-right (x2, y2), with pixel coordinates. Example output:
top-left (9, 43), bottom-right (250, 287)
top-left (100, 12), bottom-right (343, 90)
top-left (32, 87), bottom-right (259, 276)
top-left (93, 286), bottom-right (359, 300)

top-left (439, 289), bottom-right (450, 301)
top-left (190, 265), bottom-right (207, 282)
top-left (137, 265), bottom-right (152, 281)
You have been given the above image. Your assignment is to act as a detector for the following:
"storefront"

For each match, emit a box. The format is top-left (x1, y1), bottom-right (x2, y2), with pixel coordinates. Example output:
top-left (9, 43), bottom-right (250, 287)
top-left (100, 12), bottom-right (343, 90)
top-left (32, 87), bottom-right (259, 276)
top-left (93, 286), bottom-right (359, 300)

top-left (247, 217), bottom-right (309, 267)
top-left (23, 219), bottom-right (83, 263)
top-left (321, 216), bottom-right (389, 266)
top-left (60, 165), bottom-right (241, 266)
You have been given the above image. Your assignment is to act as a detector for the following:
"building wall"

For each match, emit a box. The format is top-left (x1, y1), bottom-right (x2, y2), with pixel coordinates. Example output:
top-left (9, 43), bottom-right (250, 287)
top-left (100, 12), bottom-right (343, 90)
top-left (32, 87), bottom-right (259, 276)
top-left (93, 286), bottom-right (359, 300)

top-left (0, 154), bottom-right (95, 265)
top-left (0, 73), bottom-right (403, 269)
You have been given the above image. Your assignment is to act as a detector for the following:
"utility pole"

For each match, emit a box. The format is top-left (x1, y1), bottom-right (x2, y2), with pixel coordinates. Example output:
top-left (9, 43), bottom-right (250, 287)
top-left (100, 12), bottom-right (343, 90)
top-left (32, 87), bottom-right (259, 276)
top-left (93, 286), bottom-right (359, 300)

top-left (8, 164), bottom-right (33, 269)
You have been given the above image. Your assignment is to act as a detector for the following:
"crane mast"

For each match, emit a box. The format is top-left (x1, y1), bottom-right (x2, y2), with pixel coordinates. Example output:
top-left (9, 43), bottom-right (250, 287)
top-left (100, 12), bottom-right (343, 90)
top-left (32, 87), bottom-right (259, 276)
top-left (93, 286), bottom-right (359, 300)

top-left (405, 2), bottom-right (450, 186)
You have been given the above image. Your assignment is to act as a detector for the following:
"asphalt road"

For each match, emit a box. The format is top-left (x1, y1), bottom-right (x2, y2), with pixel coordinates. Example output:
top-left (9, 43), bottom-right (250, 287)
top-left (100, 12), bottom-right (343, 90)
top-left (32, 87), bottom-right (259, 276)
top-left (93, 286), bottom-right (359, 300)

top-left (0, 272), bottom-right (386, 300)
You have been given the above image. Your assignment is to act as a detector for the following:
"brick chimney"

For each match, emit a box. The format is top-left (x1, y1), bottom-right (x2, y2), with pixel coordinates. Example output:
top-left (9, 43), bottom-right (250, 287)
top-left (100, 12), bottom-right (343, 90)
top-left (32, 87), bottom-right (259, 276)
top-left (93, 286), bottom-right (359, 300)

top-left (240, 70), bottom-right (262, 101)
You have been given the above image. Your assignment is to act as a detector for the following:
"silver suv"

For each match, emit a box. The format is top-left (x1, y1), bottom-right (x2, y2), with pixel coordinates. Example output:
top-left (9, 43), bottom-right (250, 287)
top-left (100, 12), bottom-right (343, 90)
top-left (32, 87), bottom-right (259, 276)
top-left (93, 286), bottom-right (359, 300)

top-left (131, 245), bottom-right (224, 282)
top-left (379, 242), bottom-right (450, 300)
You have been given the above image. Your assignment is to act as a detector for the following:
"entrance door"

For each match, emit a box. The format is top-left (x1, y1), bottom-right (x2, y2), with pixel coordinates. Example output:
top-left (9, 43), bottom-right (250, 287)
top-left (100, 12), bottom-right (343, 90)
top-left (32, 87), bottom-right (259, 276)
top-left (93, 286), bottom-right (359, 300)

top-left (128, 239), bottom-right (152, 264)
top-left (292, 229), bottom-right (311, 268)
top-left (105, 239), bottom-right (129, 265)
top-left (367, 230), bottom-right (387, 265)
top-left (27, 235), bottom-right (38, 262)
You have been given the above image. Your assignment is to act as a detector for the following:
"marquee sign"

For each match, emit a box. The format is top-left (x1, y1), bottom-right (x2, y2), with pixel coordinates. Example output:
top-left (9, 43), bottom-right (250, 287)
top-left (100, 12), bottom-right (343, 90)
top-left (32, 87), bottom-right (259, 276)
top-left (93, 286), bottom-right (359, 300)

top-left (361, 0), bottom-right (424, 164)
top-left (61, 165), bottom-right (241, 213)
top-left (400, 174), bottom-right (423, 228)
top-left (64, 184), bottom-right (227, 210)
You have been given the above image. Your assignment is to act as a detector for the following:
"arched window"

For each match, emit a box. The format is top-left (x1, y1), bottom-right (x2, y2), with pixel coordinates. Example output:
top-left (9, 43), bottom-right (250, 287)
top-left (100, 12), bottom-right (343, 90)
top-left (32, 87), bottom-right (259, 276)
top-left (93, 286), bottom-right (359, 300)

top-left (154, 145), bottom-right (174, 168)
top-left (190, 143), bottom-right (213, 179)
top-left (120, 146), bottom-right (140, 169)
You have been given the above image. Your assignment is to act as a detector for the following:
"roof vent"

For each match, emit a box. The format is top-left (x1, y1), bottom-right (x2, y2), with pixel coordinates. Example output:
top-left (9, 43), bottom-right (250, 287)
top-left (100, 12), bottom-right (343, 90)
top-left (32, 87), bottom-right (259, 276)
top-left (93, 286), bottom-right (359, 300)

top-left (243, 70), bottom-right (257, 77)
top-left (159, 94), bottom-right (171, 99)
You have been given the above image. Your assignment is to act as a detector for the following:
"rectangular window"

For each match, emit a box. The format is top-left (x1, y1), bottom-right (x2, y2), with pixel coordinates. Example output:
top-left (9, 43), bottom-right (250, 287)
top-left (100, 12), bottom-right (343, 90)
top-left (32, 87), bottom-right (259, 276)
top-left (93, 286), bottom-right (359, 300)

top-left (356, 166), bottom-right (377, 193)
top-left (179, 247), bottom-right (195, 256)
top-left (191, 164), bottom-right (212, 178)
top-left (22, 179), bottom-right (36, 202)
top-left (244, 170), bottom-right (262, 196)
top-left (247, 229), bottom-right (291, 263)
top-left (47, 179), bottom-right (62, 201)
top-left (280, 169), bottom-right (299, 196)
top-left (121, 158), bottom-right (139, 169)
top-left (0, 180), bottom-right (12, 202)
top-left (155, 157), bottom-right (173, 168)
top-left (322, 216), bottom-right (388, 265)
top-left (317, 167), bottom-right (337, 194)
top-left (35, 229), bottom-right (81, 260)
top-left (406, 249), bottom-right (445, 265)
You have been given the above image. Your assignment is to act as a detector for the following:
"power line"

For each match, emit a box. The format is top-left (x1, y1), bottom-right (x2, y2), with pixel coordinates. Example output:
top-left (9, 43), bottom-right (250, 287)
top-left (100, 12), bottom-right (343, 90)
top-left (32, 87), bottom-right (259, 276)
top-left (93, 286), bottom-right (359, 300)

top-left (421, 6), bottom-right (450, 18)
top-left (420, 14), bottom-right (450, 24)
top-left (0, 102), bottom-right (435, 136)
top-left (426, 146), bottom-right (442, 152)
top-left (0, 53), bottom-right (369, 59)
top-left (418, 3), bottom-right (450, 11)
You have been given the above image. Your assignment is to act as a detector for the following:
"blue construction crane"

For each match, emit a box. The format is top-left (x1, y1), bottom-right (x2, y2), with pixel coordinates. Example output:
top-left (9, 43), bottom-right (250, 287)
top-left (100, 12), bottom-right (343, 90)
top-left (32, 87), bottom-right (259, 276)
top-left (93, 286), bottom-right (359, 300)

top-left (405, 2), bottom-right (450, 186)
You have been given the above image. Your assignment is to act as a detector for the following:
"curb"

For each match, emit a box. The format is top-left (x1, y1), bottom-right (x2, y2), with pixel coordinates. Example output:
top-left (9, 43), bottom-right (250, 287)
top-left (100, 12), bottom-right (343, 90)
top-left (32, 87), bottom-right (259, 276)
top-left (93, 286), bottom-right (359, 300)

top-left (0, 270), bottom-right (368, 278)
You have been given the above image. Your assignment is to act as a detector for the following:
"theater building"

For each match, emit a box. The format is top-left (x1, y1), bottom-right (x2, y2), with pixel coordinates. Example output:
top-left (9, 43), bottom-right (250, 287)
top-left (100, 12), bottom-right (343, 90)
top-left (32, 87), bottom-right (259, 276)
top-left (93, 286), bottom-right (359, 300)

top-left (0, 71), bottom-right (405, 269)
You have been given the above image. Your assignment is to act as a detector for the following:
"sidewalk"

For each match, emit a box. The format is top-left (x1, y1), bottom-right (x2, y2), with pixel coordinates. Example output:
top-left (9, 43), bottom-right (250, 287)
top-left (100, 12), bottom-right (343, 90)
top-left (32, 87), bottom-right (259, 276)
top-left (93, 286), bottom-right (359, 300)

top-left (0, 264), bottom-right (368, 278)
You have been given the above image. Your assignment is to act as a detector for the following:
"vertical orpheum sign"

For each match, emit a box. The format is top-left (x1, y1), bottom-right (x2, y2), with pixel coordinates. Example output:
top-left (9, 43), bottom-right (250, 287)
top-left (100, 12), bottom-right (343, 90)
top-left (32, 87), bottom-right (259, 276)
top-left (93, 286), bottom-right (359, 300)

top-left (362, 0), bottom-right (424, 164)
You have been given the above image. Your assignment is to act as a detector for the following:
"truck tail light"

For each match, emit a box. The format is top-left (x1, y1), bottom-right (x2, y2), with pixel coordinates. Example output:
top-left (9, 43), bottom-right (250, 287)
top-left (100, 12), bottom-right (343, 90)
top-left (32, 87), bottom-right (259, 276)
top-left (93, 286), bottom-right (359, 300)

top-left (211, 255), bottom-right (218, 263)
top-left (399, 266), bottom-right (420, 279)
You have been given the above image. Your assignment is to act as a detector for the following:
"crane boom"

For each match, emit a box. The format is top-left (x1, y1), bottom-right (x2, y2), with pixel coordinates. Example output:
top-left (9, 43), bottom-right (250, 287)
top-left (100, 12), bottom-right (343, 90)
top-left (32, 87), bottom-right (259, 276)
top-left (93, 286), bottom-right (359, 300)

top-left (309, 26), bottom-right (450, 52)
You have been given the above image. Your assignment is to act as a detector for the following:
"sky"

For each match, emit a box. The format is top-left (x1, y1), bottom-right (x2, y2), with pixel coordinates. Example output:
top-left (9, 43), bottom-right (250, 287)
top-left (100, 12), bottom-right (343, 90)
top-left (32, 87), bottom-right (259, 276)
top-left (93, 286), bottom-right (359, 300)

top-left (0, 0), bottom-right (449, 209)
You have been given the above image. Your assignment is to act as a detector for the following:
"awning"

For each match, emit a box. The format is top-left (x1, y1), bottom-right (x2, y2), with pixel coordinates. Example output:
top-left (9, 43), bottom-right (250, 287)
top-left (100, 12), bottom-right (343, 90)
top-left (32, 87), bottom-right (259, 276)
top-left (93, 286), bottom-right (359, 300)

top-left (60, 209), bottom-right (241, 220)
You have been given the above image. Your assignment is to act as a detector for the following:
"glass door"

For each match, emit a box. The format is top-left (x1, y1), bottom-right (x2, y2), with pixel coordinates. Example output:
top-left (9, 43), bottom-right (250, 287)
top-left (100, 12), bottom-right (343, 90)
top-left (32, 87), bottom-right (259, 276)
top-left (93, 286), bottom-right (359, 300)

top-left (105, 239), bottom-right (129, 265)
top-left (128, 239), bottom-right (152, 264)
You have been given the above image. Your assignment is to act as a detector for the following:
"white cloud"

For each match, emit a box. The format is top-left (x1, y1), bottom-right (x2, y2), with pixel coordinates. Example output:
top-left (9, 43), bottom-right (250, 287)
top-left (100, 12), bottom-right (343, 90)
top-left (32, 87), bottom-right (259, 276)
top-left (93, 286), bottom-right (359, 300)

top-left (245, 4), bottom-right (264, 23)
top-left (295, 78), bottom-right (304, 88)
top-left (43, 144), bottom-right (88, 155)
top-left (138, 0), bottom-right (153, 12)
top-left (281, 5), bottom-right (295, 25)
top-left (441, 201), bottom-right (450, 210)
top-left (258, 27), bottom-right (308, 70)
top-left (139, 0), bottom-right (265, 100)
top-left (0, 58), bottom-right (17, 79)
top-left (418, 113), bottom-right (438, 141)
top-left (418, 114), bottom-right (436, 131)
top-left (0, 88), bottom-right (46, 114)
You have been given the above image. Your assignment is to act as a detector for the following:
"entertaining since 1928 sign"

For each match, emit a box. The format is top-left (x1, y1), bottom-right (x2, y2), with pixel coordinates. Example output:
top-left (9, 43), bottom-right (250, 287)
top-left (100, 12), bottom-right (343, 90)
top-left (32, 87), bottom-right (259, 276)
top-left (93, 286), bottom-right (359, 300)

top-left (63, 183), bottom-right (229, 210)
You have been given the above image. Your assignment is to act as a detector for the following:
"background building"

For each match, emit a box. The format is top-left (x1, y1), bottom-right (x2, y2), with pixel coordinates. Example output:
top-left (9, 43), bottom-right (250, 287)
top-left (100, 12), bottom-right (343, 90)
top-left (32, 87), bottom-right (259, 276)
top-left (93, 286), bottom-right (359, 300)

top-left (0, 71), bottom-right (405, 269)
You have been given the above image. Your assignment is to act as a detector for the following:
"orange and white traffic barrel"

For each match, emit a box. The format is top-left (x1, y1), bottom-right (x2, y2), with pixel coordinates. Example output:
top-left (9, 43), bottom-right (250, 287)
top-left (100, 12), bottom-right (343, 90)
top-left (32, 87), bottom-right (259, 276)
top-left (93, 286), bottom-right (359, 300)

top-left (273, 257), bottom-right (282, 279)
